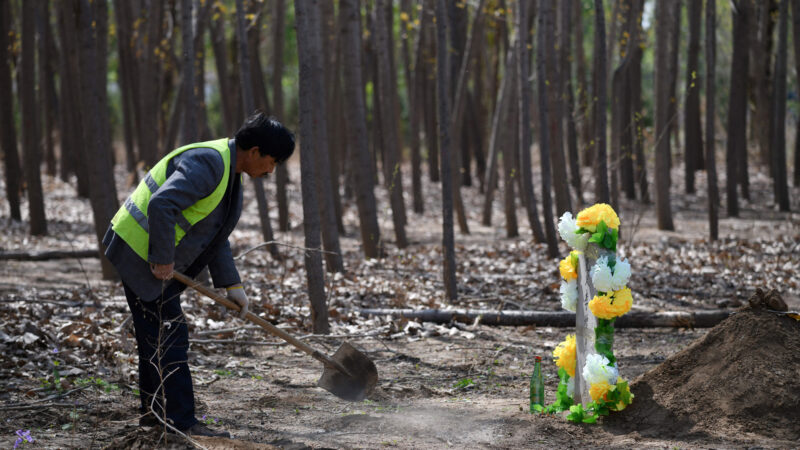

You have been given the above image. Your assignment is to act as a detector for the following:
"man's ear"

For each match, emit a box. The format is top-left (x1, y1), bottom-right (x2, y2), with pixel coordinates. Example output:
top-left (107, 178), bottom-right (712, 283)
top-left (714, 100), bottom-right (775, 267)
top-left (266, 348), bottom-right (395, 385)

top-left (248, 146), bottom-right (260, 158)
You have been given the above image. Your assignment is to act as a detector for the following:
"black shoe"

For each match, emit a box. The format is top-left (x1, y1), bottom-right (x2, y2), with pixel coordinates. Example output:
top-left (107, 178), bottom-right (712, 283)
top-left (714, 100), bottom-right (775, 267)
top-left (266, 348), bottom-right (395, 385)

top-left (182, 422), bottom-right (231, 438)
top-left (138, 414), bottom-right (160, 427)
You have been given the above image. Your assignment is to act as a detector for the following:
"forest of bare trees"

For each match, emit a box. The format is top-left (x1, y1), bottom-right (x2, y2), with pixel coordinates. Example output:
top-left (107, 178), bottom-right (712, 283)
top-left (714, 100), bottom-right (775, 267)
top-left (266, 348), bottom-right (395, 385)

top-left (1, 0), bottom-right (799, 327)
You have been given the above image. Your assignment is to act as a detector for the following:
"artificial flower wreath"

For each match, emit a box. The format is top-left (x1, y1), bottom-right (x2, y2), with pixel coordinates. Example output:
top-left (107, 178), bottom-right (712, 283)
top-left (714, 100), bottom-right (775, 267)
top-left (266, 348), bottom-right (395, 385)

top-left (536, 203), bottom-right (634, 422)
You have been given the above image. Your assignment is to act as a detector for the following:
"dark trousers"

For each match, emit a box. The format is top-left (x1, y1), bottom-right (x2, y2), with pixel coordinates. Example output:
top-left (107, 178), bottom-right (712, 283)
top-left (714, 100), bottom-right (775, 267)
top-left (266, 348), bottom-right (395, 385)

top-left (124, 282), bottom-right (198, 430)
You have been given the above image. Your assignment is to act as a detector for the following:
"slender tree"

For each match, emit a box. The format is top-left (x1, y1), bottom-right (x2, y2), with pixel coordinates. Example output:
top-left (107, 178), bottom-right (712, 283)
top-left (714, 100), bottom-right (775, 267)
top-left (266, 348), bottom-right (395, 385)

top-left (400, 0), bottom-right (423, 214)
top-left (791, 0), bottom-right (800, 186)
top-left (77, 0), bottom-right (119, 278)
top-left (114, 0), bottom-right (138, 179)
top-left (435, 0), bottom-right (457, 302)
top-left (654, 0), bottom-right (675, 230)
top-left (295, 0), bottom-right (330, 334)
top-left (340, 0), bottom-right (383, 259)
top-left (271, 0), bottom-right (290, 232)
top-left (36, 1), bottom-right (57, 177)
top-left (726, 0), bottom-right (751, 217)
top-left (0, 0), bottom-right (21, 221)
top-left (631, 3), bottom-right (649, 203)
top-left (666, 0), bottom-right (681, 163)
top-left (684, 0), bottom-right (703, 194)
top-left (234, 0), bottom-right (283, 262)
top-left (593, 0), bottom-right (610, 203)
top-left (373, 0), bottom-right (409, 248)
top-left (575, 0), bottom-right (592, 165)
top-left (20, 0), bottom-right (47, 235)
top-left (536, 0), bottom-right (560, 257)
top-left (706, 0), bottom-right (719, 240)
top-left (749, 1), bottom-right (776, 170)
top-left (180, 0), bottom-right (197, 143)
top-left (769, 0), bottom-right (790, 211)
top-left (545, 0), bottom-right (572, 216)
top-left (562, 0), bottom-right (583, 205)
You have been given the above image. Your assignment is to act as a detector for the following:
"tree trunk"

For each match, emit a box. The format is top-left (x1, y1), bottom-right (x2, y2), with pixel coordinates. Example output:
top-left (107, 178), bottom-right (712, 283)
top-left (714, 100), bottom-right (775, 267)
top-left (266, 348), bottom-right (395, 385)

top-left (536, 0), bottom-right (560, 257)
top-left (726, 0), bottom-right (751, 218)
top-left (373, 0), bottom-right (409, 248)
top-left (20, 0), bottom-right (47, 236)
top-left (271, 0), bottom-right (290, 232)
top-left (562, 0), bottom-right (583, 206)
top-left (401, 0), bottom-right (424, 214)
top-left (36, 1), bottom-right (57, 177)
top-left (320, 0), bottom-right (345, 235)
top-left (504, 97), bottom-right (520, 239)
top-left (769, 0), bottom-right (790, 211)
top-left (575, 0), bottom-right (592, 167)
top-left (791, 0), bottom-right (800, 187)
top-left (654, 0), bottom-right (676, 230)
top-left (422, 9), bottom-right (439, 184)
top-left (516, 1), bottom-right (544, 245)
top-left (706, 0), bottom-right (719, 240)
top-left (666, 0), bottom-right (681, 169)
top-left (180, 0), bottom-right (197, 143)
top-left (434, 0), bottom-right (458, 302)
top-left (113, 0), bottom-right (138, 179)
top-left (133, 0), bottom-right (165, 167)
top-left (0, 0), bottom-right (21, 221)
top-left (482, 46), bottom-right (512, 228)
top-left (77, 0), bottom-right (119, 278)
top-left (234, 0), bottom-right (283, 262)
top-left (295, 0), bottom-right (330, 334)
top-left (630, 17), bottom-right (649, 203)
top-left (211, 7), bottom-right (237, 134)
top-left (356, 308), bottom-right (731, 328)
top-left (57, 0), bottom-right (89, 198)
top-left (749, 1), bottom-right (776, 171)
top-left (340, 0), bottom-right (383, 259)
top-left (684, 0), bottom-right (703, 194)
top-left (593, 0), bottom-right (610, 204)
top-left (546, 0), bottom-right (572, 217)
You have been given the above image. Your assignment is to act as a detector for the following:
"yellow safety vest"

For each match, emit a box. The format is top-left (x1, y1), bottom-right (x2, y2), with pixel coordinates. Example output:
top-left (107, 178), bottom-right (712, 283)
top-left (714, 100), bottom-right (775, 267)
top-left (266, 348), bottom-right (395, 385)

top-left (110, 138), bottom-right (231, 261)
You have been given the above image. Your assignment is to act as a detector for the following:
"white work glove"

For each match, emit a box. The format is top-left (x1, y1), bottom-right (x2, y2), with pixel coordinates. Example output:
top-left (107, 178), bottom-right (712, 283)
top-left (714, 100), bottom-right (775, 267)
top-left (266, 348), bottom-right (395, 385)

top-left (225, 285), bottom-right (249, 319)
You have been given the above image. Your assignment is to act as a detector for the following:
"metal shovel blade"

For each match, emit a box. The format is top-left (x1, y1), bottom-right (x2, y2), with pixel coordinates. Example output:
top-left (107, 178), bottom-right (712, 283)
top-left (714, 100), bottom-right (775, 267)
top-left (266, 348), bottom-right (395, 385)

top-left (317, 342), bottom-right (378, 401)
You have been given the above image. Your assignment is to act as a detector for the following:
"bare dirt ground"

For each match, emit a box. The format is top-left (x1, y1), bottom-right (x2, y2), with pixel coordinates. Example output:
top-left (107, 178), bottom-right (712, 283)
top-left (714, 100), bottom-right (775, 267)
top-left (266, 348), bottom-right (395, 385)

top-left (1, 162), bottom-right (799, 449)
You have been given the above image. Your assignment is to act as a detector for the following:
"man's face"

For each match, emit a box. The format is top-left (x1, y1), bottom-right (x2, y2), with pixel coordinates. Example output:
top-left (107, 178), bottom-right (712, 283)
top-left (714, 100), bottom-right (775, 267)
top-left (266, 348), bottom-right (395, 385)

top-left (243, 148), bottom-right (277, 178)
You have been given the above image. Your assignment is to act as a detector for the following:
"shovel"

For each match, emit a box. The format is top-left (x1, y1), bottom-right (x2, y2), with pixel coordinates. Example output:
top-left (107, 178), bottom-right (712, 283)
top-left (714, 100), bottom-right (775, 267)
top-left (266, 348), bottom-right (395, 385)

top-left (173, 271), bottom-right (378, 401)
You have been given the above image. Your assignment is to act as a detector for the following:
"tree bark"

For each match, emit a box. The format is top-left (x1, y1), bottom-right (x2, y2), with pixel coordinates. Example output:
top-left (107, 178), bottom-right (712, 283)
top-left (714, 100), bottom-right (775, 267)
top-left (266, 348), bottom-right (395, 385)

top-left (769, 0), bottom-right (790, 211)
top-left (401, 0), bottom-right (424, 214)
top-left (373, 0), bottom-right (409, 248)
top-left (654, 0), bottom-right (675, 230)
top-left (684, 0), bottom-right (703, 194)
top-left (133, 0), bottom-right (165, 167)
top-left (435, 0), bottom-right (458, 302)
top-left (726, 0), bottom-right (751, 218)
top-left (791, 0), bottom-right (800, 187)
top-left (749, 1), bottom-right (776, 171)
top-left (234, 0), bottom-right (283, 262)
top-left (592, 0), bottom-right (610, 204)
top-left (562, 0), bottom-right (583, 206)
top-left (340, 0), bottom-right (383, 259)
top-left (270, 0), bottom-right (290, 232)
top-left (113, 0), bottom-right (138, 179)
top-left (180, 0), bottom-right (197, 144)
top-left (0, 0), bottom-right (21, 221)
top-left (36, 1), bottom-right (57, 177)
top-left (20, 0), bottom-right (47, 236)
top-left (546, 0), bottom-right (572, 217)
top-left (666, 0), bottom-right (681, 168)
top-left (320, 0), bottom-right (345, 235)
top-left (536, 0), bottom-right (560, 257)
top-left (706, 0), bottom-right (719, 240)
top-left (295, 0), bottom-right (330, 334)
top-left (76, 0), bottom-right (119, 278)
top-left (575, 0), bottom-right (592, 167)
top-left (356, 308), bottom-right (732, 328)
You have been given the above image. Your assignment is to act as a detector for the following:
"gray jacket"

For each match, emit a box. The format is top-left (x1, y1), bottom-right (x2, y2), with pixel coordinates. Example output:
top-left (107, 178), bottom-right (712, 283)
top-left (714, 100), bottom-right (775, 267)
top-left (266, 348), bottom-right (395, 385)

top-left (103, 139), bottom-right (243, 301)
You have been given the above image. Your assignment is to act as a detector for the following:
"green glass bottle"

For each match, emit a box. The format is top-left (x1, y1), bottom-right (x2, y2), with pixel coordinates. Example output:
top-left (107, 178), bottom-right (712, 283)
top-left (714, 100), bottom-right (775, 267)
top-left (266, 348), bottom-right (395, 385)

top-left (530, 355), bottom-right (544, 412)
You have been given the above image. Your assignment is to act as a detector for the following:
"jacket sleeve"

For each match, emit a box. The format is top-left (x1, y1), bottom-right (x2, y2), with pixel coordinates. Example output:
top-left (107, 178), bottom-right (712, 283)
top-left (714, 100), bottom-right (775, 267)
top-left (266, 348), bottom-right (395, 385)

top-left (207, 239), bottom-right (241, 288)
top-left (146, 148), bottom-right (224, 264)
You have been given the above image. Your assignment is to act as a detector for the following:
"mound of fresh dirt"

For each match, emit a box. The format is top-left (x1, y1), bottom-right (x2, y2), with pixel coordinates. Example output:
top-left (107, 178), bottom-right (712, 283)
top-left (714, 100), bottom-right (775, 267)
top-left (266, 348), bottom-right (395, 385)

top-left (606, 289), bottom-right (800, 441)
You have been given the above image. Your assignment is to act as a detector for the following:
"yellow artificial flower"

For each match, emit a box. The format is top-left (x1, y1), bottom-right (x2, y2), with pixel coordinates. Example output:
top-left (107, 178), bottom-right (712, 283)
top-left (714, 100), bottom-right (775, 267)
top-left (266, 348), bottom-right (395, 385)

top-left (576, 203), bottom-right (620, 232)
top-left (553, 334), bottom-right (577, 377)
top-left (589, 380), bottom-right (613, 402)
top-left (559, 252), bottom-right (579, 281)
top-left (589, 287), bottom-right (633, 320)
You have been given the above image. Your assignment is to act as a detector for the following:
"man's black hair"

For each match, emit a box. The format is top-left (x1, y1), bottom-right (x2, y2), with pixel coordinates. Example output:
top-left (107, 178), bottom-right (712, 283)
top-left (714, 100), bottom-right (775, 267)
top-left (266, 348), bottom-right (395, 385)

top-left (235, 111), bottom-right (295, 164)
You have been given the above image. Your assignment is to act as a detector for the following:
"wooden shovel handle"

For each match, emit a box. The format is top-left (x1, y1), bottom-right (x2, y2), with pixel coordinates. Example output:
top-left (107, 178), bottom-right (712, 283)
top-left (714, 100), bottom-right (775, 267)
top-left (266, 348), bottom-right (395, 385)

top-left (172, 272), bottom-right (350, 375)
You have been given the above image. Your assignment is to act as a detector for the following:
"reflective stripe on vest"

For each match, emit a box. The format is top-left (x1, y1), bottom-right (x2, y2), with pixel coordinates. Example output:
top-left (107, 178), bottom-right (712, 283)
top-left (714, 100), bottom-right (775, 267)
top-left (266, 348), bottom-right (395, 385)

top-left (110, 138), bottom-right (232, 261)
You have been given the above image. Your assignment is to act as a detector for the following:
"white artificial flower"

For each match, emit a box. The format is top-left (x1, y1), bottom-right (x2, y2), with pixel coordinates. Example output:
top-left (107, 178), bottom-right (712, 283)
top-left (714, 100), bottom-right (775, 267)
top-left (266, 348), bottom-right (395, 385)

top-left (582, 353), bottom-right (619, 386)
top-left (610, 258), bottom-right (631, 291)
top-left (591, 256), bottom-right (614, 292)
top-left (566, 377), bottom-right (575, 398)
top-left (558, 211), bottom-right (578, 248)
top-left (560, 279), bottom-right (578, 312)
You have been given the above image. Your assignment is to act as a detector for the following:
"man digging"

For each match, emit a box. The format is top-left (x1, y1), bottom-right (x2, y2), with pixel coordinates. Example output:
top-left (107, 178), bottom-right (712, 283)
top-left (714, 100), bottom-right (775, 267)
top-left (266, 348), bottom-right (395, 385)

top-left (102, 112), bottom-right (295, 438)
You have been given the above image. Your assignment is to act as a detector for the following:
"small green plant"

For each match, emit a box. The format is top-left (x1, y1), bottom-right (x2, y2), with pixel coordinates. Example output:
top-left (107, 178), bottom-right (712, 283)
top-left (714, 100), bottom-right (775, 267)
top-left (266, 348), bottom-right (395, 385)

top-left (214, 369), bottom-right (233, 377)
top-left (201, 415), bottom-right (219, 426)
top-left (453, 378), bottom-right (475, 390)
top-left (75, 377), bottom-right (120, 393)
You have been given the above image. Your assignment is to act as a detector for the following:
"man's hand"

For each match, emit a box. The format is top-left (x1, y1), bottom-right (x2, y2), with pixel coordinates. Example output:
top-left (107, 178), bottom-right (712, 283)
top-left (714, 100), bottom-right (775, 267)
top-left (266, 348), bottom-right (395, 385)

top-left (226, 284), bottom-right (249, 319)
top-left (150, 262), bottom-right (174, 280)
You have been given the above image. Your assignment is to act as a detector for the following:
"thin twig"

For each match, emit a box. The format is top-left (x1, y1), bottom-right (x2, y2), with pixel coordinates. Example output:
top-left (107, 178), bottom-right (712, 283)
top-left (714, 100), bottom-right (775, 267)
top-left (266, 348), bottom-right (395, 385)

top-left (235, 240), bottom-right (340, 260)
